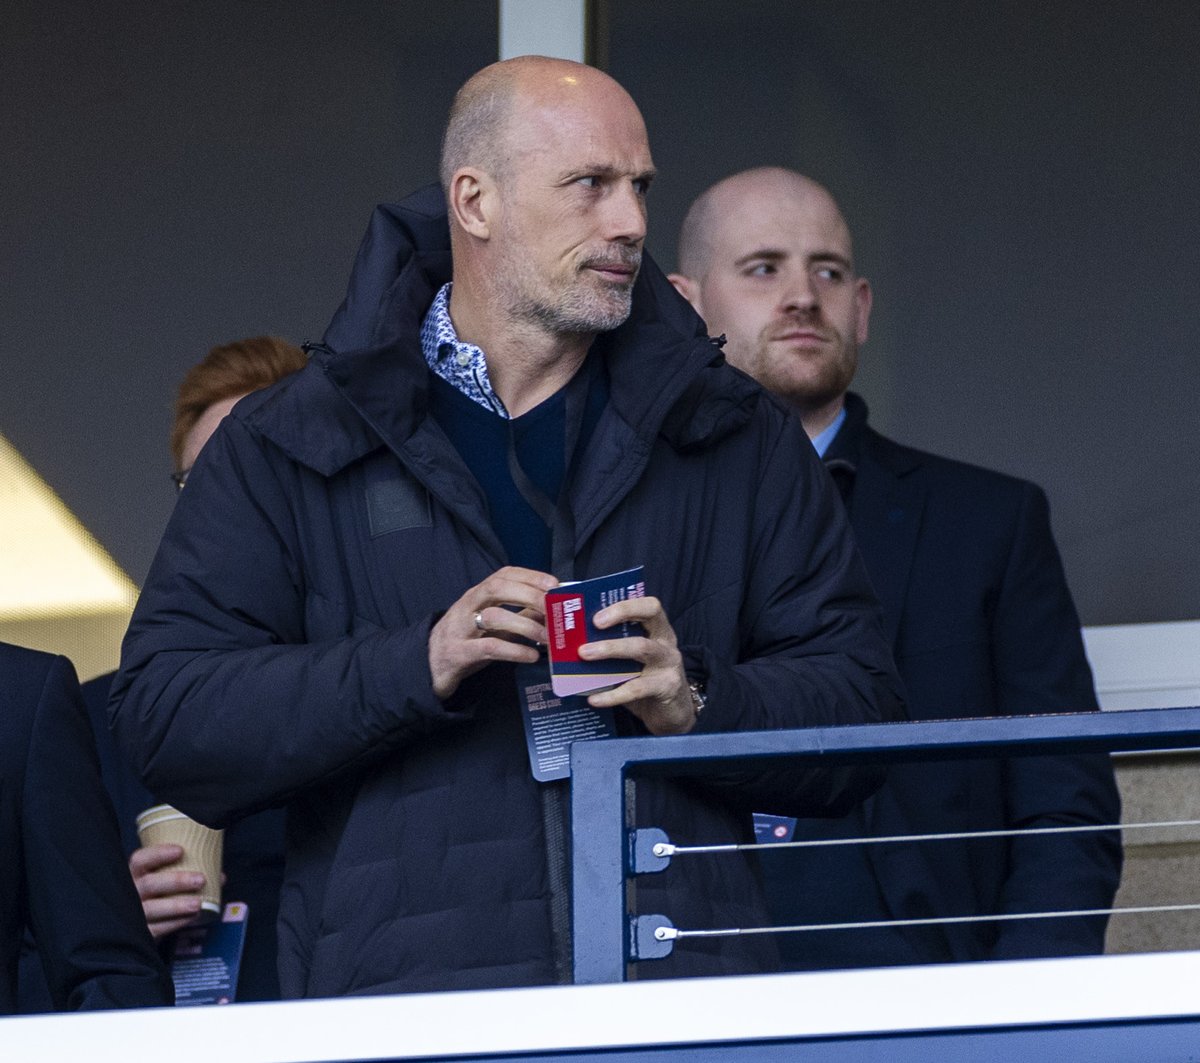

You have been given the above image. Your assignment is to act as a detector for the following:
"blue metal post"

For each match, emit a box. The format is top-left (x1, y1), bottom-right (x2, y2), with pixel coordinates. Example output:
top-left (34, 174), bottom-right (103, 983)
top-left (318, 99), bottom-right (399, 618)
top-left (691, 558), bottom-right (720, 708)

top-left (569, 739), bottom-right (630, 984)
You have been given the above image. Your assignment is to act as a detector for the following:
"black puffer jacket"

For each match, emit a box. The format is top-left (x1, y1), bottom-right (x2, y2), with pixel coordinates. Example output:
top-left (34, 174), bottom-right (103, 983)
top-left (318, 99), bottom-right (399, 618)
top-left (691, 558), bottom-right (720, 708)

top-left (112, 188), bottom-right (903, 997)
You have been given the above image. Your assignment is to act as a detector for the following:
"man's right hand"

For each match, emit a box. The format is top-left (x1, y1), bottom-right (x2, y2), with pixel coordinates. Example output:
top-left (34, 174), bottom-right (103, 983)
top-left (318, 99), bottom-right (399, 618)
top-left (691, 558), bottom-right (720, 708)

top-left (128, 843), bottom-right (207, 939)
top-left (429, 566), bottom-right (559, 699)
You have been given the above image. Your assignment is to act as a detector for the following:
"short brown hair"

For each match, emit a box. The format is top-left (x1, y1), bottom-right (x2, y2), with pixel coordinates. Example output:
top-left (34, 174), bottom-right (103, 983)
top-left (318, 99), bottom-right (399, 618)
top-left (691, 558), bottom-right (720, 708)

top-left (171, 335), bottom-right (307, 470)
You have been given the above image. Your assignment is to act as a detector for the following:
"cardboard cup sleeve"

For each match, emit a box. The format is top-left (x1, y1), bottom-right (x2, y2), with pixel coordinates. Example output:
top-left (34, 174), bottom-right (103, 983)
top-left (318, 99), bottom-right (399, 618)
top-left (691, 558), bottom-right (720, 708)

top-left (135, 804), bottom-right (224, 923)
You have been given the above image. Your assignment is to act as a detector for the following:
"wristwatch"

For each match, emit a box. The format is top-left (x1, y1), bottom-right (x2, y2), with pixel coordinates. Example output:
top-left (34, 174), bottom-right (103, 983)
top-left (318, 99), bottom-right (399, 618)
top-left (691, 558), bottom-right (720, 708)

top-left (687, 678), bottom-right (708, 718)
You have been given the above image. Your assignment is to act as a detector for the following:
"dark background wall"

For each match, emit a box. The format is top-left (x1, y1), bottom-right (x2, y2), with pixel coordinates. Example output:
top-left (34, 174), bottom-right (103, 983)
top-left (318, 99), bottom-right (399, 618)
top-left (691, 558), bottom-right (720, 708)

top-left (4, 1), bottom-right (1197, 625)
top-left (1, 0), bottom-right (496, 590)
top-left (608, 0), bottom-right (1200, 626)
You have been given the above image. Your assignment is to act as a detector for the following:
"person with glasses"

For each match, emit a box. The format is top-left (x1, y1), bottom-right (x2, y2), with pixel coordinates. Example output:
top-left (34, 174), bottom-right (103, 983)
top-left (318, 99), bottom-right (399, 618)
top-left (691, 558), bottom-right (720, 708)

top-left (129, 336), bottom-right (307, 997)
top-left (170, 336), bottom-right (309, 493)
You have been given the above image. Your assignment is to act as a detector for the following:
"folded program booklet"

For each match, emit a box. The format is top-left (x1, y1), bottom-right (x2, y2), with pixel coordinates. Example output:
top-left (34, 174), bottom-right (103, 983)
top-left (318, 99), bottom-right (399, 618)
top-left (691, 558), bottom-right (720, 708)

top-left (544, 566), bottom-right (646, 697)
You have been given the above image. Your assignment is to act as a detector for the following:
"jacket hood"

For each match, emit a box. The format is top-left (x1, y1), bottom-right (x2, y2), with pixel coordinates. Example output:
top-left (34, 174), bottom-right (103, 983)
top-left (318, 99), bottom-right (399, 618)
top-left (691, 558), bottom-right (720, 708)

top-left (255, 185), bottom-right (765, 474)
top-left (322, 184), bottom-right (451, 355)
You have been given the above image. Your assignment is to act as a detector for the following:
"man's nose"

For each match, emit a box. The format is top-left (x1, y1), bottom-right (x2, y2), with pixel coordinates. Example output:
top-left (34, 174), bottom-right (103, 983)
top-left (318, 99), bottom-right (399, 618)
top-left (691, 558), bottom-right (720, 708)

top-left (604, 181), bottom-right (648, 244)
top-left (779, 272), bottom-right (819, 315)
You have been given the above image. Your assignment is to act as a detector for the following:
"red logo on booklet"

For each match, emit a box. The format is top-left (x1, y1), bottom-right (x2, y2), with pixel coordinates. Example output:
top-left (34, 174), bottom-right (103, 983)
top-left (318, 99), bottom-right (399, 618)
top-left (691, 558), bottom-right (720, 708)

top-left (547, 591), bottom-right (588, 663)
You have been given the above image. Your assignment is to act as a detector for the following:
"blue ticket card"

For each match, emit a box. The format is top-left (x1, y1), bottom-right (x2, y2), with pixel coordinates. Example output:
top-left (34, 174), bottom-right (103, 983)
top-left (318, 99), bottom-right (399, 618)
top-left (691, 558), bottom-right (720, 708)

top-left (544, 566), bottom-right (646, 697)
top-left (753, 812), bottom-right (798, 844)
top-left (169, 901), bottom-right (249, 1006)
top-left (515, 660), bottom-right (618, 782)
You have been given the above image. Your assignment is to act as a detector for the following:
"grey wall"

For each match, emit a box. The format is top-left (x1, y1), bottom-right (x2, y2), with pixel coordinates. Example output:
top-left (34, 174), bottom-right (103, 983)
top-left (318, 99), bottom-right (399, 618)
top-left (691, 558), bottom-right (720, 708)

top-left (4, 1), bottom-right (1197, 625)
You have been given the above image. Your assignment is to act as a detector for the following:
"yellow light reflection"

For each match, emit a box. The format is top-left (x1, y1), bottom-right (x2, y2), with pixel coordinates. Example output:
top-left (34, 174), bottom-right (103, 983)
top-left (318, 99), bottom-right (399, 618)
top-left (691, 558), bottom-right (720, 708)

top-left (0, 432), bottom-right (137, 679)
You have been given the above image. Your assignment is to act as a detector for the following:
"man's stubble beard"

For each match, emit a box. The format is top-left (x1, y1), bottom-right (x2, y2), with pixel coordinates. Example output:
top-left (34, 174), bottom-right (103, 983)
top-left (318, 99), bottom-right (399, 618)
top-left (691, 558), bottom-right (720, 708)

top-left (500, 245), bottom-right (640, 336)
top-left (750, 319), bottom-right (858, 414)
top-left (527, 279), bottom-right (635, 334)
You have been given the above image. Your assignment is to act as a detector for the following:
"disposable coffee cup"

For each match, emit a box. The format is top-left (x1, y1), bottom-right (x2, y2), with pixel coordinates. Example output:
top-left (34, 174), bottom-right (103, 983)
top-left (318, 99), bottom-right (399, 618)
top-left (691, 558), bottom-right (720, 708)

top-left (135, 804), bottom-right (223, 924)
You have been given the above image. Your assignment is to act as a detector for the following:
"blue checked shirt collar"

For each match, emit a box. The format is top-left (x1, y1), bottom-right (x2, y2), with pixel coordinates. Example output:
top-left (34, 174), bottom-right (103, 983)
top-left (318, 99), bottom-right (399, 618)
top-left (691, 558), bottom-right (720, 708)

top-left (419, 283), bottom-right (509, 419)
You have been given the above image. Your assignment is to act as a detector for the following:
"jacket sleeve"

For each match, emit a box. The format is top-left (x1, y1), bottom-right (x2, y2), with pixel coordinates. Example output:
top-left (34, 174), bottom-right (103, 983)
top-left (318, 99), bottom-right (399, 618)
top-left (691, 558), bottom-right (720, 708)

top-left (110, 418), bottom-right (475, 827)
top-left (682, 416), bottom-right (907, 815)
top-left (987, 485), bottom-right (1122, 958)
top-left (24, 656), bottom-right (173, 1010)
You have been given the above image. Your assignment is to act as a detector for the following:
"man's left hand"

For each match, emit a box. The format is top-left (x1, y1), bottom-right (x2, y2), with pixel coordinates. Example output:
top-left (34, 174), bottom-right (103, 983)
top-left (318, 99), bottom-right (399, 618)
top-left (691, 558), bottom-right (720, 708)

top-left (579, 596), bottom-right (697, 736)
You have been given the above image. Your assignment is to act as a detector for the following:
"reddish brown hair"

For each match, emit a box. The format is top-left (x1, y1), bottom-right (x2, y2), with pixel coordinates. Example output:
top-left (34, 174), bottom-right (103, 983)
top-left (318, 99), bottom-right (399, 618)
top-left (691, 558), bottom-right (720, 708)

top-left (171, 335), bottom-right (307, 470)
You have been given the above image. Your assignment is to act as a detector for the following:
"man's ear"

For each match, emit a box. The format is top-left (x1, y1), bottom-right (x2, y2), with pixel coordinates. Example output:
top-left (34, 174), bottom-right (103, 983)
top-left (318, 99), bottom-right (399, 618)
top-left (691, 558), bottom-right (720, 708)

top-left (667, 272), bottom-right (701, 313)
top-left (855, 277), bottom-right (873, 346)
top-left (447, 168), bottom-right (493, 240)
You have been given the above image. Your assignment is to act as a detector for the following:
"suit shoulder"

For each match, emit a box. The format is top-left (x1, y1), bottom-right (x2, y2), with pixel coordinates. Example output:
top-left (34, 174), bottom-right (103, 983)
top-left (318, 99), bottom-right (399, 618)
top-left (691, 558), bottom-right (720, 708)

top-left (0, 645), bottom-right (78, 767)
top-left (0, 643), bottom-right (73, 703)
top-left (0, 640), bottom-right (55, 672)
top-left (866, 428), bottom-right (1045, 507)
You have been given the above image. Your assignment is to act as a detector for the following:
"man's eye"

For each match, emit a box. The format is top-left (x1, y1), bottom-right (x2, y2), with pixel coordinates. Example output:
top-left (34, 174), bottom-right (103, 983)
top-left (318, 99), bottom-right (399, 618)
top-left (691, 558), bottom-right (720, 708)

top-left (815, 266), bottom-right (844, 283)
top-left (632, 177), bottom-right (651, 195)
top-left (577, 175), bottom-right (599, 188)
top-left (746, 263), bottom-right (776, 277)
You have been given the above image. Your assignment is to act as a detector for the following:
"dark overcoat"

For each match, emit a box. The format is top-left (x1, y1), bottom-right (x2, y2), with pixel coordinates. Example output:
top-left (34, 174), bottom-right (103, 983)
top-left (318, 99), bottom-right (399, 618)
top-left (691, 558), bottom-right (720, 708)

top-left (0, 643), bottom-right (172, 1012)
top-left (766, 393), bottom-right (1122, 964)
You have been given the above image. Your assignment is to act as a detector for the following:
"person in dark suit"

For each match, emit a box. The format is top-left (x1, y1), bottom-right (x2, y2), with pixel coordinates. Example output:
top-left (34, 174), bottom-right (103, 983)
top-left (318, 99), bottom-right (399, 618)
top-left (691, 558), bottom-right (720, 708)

top-left (0, 642), bottom-right (172, 1012)
top-left (669, 166), bottom-right (1122, 966)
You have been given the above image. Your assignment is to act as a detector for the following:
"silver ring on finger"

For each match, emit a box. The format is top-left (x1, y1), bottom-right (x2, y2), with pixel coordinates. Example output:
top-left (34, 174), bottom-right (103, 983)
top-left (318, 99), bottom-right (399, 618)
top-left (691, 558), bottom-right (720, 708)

top-left (473, 610), bottom-right (487, 634)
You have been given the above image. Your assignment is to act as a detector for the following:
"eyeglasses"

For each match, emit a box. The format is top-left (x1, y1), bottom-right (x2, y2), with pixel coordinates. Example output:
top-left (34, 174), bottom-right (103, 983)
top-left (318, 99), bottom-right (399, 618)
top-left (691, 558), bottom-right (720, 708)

top-left (170, 468), bottom-right (191, 493)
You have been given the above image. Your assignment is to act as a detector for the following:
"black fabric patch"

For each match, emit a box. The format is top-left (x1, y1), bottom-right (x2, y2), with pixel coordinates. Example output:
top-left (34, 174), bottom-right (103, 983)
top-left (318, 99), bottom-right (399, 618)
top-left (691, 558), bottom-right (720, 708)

top-left (366, 475), bottom-right (432, 537)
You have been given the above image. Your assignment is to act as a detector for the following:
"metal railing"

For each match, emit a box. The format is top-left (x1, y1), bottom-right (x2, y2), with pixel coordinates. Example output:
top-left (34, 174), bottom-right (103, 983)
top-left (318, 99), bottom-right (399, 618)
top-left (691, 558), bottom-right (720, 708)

top-left (569, 706), bottom-right (1200, 984)
top-left (5, 707), bottom-right (1200, 1061)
